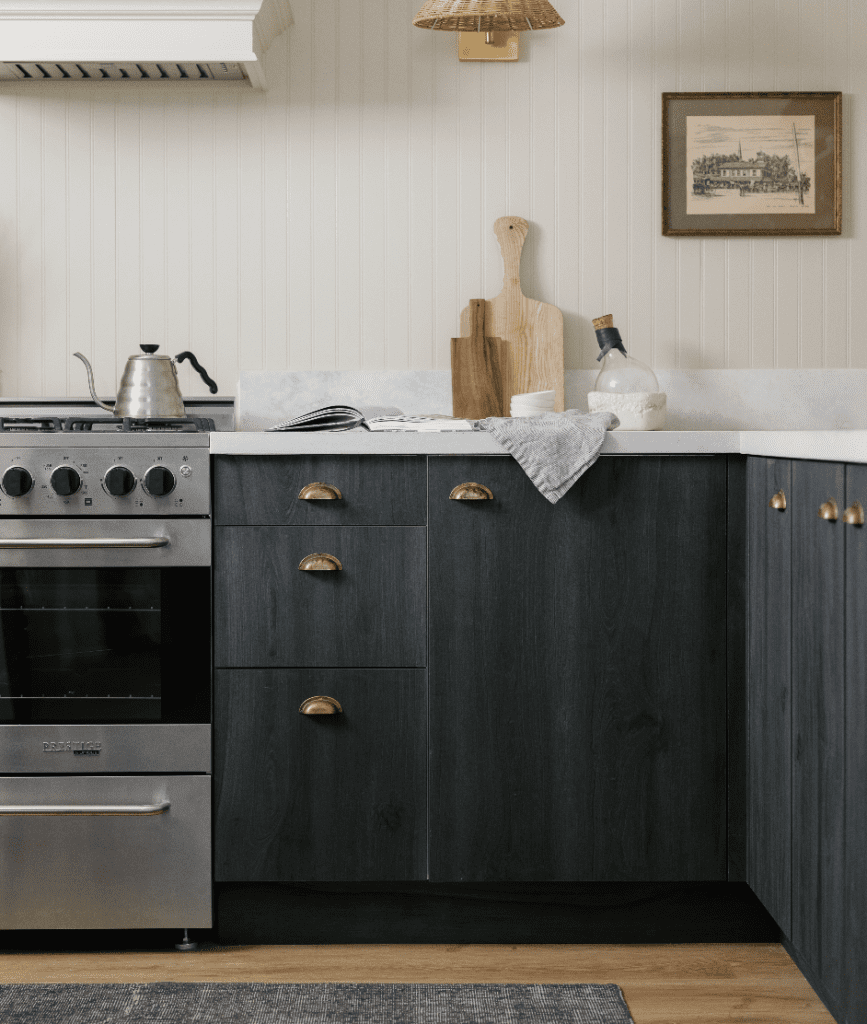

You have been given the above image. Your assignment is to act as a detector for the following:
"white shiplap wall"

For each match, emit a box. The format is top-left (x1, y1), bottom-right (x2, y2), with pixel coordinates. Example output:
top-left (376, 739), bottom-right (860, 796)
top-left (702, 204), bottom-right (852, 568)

top-left (0, 0), bottom-right (862, 399)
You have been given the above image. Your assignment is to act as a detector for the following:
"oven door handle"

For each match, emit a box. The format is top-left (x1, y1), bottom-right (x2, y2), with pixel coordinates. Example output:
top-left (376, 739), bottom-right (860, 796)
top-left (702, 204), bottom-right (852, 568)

top-left (0, 800), bottom-right (171, 816)
top-left (0, 537), bottom-right (170, 550)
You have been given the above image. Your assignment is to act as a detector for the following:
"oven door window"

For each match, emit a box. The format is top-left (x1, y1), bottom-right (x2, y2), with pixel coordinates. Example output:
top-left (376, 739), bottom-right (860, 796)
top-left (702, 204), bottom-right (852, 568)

top-left (0, 568), bottom-right (210, 723)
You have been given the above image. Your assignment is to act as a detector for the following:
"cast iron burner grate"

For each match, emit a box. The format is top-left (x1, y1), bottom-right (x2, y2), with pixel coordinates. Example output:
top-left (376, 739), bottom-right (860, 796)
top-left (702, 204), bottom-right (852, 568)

top-left (63, 417), bottom-right (215, 433)
top-left (0, 417), bottom-right (64, 432)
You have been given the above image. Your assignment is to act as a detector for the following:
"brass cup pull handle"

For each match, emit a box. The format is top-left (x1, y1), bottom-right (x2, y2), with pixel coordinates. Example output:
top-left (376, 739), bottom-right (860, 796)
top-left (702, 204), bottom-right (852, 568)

top-left (819, 500), bottom-right (839, 521)
top-left (299, 553), bottom-right (343, 571)
top-left (299, 482), bottom-right (343, 500)
top-left (450, 482), bottom-right (494, 501)
top-left (300, 696), bottom-right (343, 715)
top-left (843, 501), bottom-right (865, 526)
top-left (769, 490), bottom-right (787, 510)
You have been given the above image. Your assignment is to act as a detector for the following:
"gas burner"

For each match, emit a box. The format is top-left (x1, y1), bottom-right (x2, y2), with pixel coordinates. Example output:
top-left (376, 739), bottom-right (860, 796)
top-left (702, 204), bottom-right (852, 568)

top-left (0, 417), bottom-right (64, 433)
top-left (63, 417), bottom-right (215, 433)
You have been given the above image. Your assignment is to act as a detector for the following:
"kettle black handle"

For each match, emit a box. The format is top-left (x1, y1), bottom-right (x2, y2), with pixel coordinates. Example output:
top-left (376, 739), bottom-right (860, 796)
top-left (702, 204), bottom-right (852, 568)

top-left (176, 352), bottom-right (218, 394)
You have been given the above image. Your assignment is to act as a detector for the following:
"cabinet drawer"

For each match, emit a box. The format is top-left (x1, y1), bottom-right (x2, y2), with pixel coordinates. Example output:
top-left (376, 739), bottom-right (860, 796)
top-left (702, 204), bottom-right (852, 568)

top-left (214, 527), bottom-right (426, 667)
top-left (214, 456), bottom-right (427, 526)
top-left (214, 669), bottom-right (426, 881)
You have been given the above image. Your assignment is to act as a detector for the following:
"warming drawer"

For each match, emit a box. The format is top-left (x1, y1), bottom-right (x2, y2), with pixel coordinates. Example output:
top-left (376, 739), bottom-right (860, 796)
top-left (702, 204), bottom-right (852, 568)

top-left (0, 774), bottom-right (211, 929)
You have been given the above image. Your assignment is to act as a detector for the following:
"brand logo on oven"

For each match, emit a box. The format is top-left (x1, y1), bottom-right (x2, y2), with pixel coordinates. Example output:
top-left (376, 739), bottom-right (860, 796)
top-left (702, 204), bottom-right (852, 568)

top-left (42, 741), bottom-right (101, 756)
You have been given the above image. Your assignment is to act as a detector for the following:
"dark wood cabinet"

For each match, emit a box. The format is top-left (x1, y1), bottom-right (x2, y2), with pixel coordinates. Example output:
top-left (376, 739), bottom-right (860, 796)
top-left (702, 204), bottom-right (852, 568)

top-left (427, 455), bottom-right (728, 882)
top-left (843, 464), bottom-right (867, 1024)
top-left (214, 455), bottom-right (427, 526)
top-left (747, 456), bottom-right (867, 1024)
top-left (214, 669), bottom-right (426, 881)
top-left (214, 526), bottom-right (426, 667)
top-left (790, 460), bottom-right (846, 1007)
top-left (746, 457), bottom-right (793, 935)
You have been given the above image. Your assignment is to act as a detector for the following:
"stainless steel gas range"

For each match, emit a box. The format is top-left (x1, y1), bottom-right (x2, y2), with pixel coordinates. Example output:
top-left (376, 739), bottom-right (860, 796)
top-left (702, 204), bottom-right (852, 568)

top-left (0, 405), bottom-right (228, 936)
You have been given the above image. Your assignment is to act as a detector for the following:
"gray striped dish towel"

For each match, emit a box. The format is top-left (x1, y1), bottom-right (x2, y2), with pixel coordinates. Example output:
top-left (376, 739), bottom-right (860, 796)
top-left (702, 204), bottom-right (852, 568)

top-left (477, 409), bottom-right (619, 503)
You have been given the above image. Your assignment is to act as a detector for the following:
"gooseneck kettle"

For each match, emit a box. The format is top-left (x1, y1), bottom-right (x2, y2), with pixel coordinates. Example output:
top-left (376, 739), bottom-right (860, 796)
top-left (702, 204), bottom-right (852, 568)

top-left (74, 346), bottom-right (218, 420)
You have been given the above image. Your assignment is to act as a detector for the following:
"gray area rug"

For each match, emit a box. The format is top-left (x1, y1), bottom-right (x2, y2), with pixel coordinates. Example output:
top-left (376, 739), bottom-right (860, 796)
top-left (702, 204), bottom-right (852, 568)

top-left (0, 982), bottom-right (635, 1023)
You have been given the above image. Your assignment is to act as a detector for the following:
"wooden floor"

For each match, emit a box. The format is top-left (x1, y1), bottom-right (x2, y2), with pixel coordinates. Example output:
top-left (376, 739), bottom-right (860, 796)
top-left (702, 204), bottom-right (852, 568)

top-left (0, 943), bottom-right (837, 1023)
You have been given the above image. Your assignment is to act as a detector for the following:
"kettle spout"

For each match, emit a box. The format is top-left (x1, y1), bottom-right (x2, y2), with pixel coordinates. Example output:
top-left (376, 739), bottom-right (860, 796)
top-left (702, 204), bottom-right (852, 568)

top-left (73, 353), bottom-right (115, 414)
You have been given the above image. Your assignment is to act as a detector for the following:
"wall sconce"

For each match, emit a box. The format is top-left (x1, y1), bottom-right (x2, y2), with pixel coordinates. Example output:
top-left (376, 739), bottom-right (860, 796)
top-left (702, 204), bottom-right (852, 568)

top-left (413, 0), bottom-right (564, 62)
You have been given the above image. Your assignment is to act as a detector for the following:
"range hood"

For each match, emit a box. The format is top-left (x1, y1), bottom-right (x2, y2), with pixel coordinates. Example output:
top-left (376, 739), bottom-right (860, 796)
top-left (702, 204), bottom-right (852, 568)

top-left (0, 0), bottom-right (292, 89)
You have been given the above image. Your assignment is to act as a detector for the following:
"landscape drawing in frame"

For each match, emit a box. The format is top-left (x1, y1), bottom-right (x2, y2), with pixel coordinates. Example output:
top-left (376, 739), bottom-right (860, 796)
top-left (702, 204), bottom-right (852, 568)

top-left (662, 92), bottom-right (842, 236)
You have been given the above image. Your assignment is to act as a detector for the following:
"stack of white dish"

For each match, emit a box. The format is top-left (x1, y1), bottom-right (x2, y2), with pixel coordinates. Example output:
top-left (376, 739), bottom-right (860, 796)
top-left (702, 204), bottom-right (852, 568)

top-left (510, 390), bottom-right (556, 417)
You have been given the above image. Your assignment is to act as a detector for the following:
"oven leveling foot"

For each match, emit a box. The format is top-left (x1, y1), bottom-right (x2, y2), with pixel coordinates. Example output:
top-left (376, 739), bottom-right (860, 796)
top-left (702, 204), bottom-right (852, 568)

top-left (175, 929), bottom-right (198, 952)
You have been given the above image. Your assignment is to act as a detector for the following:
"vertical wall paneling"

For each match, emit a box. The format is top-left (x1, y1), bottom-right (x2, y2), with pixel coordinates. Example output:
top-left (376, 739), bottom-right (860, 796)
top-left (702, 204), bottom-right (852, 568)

top-left (482, 60), bottom-right (508, 307)
top-left (0, 0), bottom-right (863, 397)
top-left (66, 94), bottom-right (94, 393)
top-left (0, 92), bottom-right (19, 396)
top-left (17, 94), bottom-right (45, 394)
top-left (577, 0), bottom-right (605, 364)
top-left (41, 95), bottom-right (68, 395)
top-left (626, 0), bottom-right (655, 370)
top-left (457, 59), bottom-right (483, 317)
top-left (361, 0), bottom-right (387, 369)
top-left (238, 86), bottom-right (266, 375)
top-left (213, 88), bottom-right (241, 391)
top-left (850, 0), bottom-right (865, 367)
top-left (262, 35), bottom-right (289, 372)
top-left (287, 0), bottom-right (314, 371)
top-left (335, 1), bottom-right (362, 370)
top-left (113, 93), bottom-right (142, 386)
top-left (651, 0), bottom-right (679, 370)
top-left (432, 28), bottom-right (460, 367)
top-left (311, 0), bottom-right (339, 369)
top-left (822, 0), bottom-right (849, 367)
top-left (187, 90), bottom-right (217, 397)
top-left (408, 21), bottom-right (435, 370)
top-left (385, 5), bottom-right (412, 368)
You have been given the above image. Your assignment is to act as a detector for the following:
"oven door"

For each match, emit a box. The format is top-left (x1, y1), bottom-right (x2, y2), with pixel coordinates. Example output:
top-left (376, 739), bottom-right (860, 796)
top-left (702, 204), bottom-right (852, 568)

top-left (0, 519), bottom-right (210, 725)
top-left (0, 774), bottom-right (211, 929)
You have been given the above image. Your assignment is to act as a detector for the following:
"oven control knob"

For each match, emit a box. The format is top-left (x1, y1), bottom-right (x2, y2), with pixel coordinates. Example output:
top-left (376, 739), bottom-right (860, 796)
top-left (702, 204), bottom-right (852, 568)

top-left (142, 465), bottom-right (176, 497)
top-left (103, 466), bottom-right (137, 497)
top-left (1, 466), bottom-right (33, 497)
top-left (50, 465), bottom-right (81, 497)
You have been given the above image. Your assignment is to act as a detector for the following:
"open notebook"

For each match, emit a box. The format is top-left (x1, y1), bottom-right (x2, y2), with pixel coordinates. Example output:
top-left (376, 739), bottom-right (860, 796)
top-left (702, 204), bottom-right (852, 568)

top-left (268, 408), bottom-right (473, 432)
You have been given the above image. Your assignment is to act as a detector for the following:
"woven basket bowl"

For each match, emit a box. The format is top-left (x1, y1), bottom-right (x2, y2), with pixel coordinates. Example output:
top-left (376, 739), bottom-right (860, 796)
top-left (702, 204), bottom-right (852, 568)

top-left (413, 0), bottom-right (565, 31)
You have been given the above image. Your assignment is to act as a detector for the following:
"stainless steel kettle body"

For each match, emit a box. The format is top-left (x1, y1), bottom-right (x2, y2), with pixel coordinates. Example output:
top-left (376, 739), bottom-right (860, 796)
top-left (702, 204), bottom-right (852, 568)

top-left (74, 346), bottom-right (218, 419)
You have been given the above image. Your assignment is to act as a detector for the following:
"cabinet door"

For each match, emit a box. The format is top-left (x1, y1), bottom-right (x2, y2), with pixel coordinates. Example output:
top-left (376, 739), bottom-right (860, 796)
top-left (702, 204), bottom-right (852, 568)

top-left (428, 456), bottom-right (727, 882)
top-left (214, 669), bottom-right (426, 881)
top-left (747, 457), bottom-right (792, 935)
top-left (843, 464), bottom-right (867, 1024)
top-left (790, 459), bottom-right (846, 1003)
top-left (214, 527), bottom-right (426, 667)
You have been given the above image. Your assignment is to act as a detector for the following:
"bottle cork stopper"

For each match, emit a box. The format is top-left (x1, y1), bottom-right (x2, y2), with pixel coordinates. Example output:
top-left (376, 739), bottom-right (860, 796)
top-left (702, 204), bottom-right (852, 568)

top-left (593, 314), bottom-right (614, 331)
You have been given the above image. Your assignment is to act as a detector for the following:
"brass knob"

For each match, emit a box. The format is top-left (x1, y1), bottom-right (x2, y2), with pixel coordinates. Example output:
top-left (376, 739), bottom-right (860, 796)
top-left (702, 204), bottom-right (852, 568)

top-left (299, 696), bottom-right (342, 715)
top-left (843, 501), bottom-right (865, 526)
top-left (449, 482), bottom-right (494, 500)
top-left (299, 553), bottom-right (343, 571)
top-left (818, 500), bottom-right (839, 521)
top-left (299, 482), bottom-right (343, 500)
top-left (768, 490), bottom-right (787, 510)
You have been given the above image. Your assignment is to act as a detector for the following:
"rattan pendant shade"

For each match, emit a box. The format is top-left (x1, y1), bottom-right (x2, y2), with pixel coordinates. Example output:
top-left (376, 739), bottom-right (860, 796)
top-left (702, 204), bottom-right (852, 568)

top-left (413, 0), bottom-right (564, 31)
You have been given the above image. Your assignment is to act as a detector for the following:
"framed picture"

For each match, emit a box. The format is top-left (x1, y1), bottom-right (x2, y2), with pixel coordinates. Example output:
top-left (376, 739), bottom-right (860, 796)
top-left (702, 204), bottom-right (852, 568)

top-left (662, 92), bottom-right (842, 236)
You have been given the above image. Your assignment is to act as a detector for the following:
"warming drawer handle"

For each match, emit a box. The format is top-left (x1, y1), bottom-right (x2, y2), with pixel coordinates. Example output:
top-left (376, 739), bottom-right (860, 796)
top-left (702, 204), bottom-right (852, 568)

top-left (0, 800), bottom-right (171, 816)
top-left (0, 537), bottom-right (170, 550)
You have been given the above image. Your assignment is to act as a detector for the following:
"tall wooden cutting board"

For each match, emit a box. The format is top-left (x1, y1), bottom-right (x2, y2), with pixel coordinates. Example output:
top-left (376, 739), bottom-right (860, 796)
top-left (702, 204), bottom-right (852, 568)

top-left (460, 216), bottom-right (564, 411)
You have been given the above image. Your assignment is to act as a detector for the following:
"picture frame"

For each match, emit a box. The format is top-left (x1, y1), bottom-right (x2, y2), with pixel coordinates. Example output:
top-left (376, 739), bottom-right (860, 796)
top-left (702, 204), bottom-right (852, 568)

top-left (662, 91), bottom-right (842, 237)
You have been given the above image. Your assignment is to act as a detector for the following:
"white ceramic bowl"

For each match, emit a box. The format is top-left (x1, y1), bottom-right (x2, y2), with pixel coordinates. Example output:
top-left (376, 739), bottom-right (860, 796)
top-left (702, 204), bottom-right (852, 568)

top-left (511, 390), bottom-right (555, 409)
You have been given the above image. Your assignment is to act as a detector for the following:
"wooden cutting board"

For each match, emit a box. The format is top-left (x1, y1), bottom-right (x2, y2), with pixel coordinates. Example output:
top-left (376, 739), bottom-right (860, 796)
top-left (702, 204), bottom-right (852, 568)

top-left (460, 216), bottom-right (564, 412)
top-left (450, 299), bottom-right (511, 418)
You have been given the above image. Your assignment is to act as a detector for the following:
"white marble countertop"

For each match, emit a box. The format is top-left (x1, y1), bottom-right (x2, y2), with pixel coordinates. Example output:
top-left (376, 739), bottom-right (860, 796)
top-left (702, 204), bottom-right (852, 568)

top-left (209, 429), bottom-right (867, 463)
top-left (210, 430), bottom-right (741, 456)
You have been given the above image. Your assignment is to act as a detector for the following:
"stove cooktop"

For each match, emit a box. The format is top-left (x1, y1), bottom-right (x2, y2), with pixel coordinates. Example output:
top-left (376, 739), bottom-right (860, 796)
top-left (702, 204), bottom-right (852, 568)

top-left (0, 416), bottom-right (216, 434)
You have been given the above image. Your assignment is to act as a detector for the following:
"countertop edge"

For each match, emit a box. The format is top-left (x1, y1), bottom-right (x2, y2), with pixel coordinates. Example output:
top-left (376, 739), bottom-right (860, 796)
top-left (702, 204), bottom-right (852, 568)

top-left (209, 430), bottom-right (867, 463)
